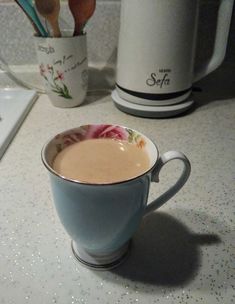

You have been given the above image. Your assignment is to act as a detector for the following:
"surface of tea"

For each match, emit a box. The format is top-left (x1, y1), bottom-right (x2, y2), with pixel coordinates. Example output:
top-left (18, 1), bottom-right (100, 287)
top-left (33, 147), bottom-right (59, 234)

top-left (53, 138), bottom-right (150, 183)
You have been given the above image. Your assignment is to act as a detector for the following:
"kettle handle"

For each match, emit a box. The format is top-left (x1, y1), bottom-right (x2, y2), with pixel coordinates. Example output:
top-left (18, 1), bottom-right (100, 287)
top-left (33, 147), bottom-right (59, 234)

top-left (193, 0), bottom-right (234, 82)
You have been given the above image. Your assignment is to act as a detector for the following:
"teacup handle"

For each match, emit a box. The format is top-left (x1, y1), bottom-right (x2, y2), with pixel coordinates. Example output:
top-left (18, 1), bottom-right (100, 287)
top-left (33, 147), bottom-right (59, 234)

top-left (144, 151), bottom-right (191, 216)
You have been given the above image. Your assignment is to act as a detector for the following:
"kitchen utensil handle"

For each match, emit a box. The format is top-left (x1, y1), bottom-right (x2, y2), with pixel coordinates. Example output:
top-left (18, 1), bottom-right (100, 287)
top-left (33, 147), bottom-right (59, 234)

top-left (16, 0), bottom-right (48, 37)
top-left (144, 151), bottom-right (191, 216)
top-left (51, 19), bottom-right (61, 37)
top-left (193, 0), bottom-right (234, 82)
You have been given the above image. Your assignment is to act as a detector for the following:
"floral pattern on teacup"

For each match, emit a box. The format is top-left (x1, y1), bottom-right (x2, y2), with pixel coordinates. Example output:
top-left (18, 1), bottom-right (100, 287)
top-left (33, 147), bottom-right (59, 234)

top-left (54, 125), bottom-right (146, 153)
top-left (85, 125), bottom-right (129, 140)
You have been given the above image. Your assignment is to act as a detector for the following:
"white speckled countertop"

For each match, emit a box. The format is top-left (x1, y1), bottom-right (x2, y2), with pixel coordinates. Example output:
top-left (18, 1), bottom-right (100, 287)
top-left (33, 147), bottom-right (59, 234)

top-left (0, 79), bottom-right (234, 303)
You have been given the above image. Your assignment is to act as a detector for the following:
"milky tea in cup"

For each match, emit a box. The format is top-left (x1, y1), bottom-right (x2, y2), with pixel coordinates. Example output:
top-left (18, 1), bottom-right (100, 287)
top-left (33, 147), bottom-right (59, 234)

top-left (53, 136), bottom-right (150, 184)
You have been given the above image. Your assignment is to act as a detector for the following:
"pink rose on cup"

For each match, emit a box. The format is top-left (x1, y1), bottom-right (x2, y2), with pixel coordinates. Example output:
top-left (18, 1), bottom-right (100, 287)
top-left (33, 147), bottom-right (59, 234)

top-left (85, 125), bottom-right (129, 140)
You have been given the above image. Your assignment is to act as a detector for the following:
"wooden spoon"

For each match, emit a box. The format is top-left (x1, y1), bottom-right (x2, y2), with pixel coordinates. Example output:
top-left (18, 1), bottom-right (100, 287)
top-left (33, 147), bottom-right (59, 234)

top-left (68, 0), bottom-right (96, 36)
top-left (35, 0), bottom-right (61, 37)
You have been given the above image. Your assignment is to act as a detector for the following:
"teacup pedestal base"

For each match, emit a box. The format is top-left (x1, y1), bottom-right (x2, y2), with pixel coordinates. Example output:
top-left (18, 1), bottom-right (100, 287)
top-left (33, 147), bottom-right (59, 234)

top-left (71, 240), bottom-right (131, 270)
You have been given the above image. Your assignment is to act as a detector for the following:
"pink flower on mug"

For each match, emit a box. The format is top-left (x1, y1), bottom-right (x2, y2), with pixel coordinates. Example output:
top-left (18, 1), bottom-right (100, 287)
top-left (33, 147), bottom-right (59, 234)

top-left (39, 63), bottom-right (46, 76)
top-left (47, 64), bottom-right (53, 72)
top-left (54, 70), bottom-right (64, 81)
top-left (39, 64), bottom-right (72, 99)
top-left (85, 125), bottom-right (129, 140)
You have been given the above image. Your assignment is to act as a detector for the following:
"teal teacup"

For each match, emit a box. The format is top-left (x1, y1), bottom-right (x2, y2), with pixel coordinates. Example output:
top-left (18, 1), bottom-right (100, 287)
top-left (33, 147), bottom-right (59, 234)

top-left (42, 124), bottom-right (191, 270)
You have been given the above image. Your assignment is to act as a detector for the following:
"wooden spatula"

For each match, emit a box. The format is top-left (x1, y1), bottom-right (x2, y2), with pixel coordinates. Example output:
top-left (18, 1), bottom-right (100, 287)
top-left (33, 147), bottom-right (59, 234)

top-left (35, 0), bottom-right (61, 37)
top-left (68, 0), bottom-right (96, 36)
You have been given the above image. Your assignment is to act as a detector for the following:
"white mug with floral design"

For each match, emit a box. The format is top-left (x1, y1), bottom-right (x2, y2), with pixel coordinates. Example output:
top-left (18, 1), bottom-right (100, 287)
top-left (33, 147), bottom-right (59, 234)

top-left (42, 124), bottom-right (191, 270)
top-left (35, 33), bottom-right (88, 108)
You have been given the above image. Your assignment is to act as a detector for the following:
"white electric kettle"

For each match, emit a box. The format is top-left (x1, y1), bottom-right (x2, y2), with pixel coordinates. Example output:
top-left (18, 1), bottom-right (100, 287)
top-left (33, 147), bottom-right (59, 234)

top-left (112, 0), bottom-right (234, 117)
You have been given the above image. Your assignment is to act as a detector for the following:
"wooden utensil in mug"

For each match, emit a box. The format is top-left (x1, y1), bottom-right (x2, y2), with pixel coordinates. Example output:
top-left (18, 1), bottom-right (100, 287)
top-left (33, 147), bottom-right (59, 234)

top-left (68, 0), bottom-right (96, 36)
top-left (35, 0), bottom-right (61, 37)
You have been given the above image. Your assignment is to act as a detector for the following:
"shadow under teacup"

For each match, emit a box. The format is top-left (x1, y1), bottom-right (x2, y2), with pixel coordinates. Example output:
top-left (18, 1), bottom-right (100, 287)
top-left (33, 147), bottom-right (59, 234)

top-left (41, 124), bottom-right (191, 270)
top-left (34, 32), bottom-right (88, 108)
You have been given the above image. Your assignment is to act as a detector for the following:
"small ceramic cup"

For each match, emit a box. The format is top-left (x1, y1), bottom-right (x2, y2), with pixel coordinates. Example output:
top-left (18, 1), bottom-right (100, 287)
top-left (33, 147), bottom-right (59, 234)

top-left (42, 124), bottom-right (191, 270)
top-left (34, 33), bottom-right (88, 108)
